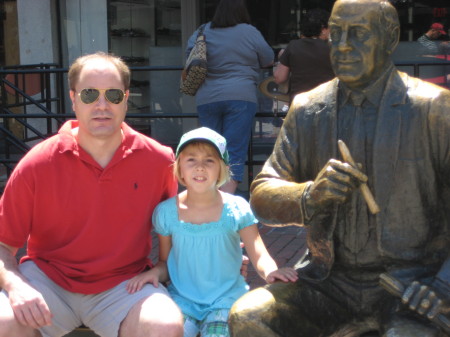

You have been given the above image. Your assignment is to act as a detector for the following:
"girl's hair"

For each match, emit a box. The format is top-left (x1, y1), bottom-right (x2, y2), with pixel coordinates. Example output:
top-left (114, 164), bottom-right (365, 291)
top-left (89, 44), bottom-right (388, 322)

top-left (210, 0), bottom-right (251, 28)
top-left (174, 142), bottom-right (230, 188)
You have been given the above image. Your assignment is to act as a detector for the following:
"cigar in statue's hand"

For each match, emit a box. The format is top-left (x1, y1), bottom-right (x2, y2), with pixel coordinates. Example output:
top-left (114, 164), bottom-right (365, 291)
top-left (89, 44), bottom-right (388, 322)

top-left (337, 139), bottom-right (380, 214)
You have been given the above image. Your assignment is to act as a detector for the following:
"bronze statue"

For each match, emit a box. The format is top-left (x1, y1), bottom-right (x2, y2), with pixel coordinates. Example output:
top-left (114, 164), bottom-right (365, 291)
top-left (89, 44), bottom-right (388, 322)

top-left (229, 0), bottom-right (450, 336)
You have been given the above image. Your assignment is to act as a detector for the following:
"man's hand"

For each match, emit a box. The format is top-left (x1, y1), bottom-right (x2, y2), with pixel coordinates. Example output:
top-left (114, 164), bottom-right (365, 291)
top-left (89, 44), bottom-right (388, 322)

top-left (8, 279), bottom-right (52, 329)
top-left (240, 242), bottom-right (249, 278)
top-left (402, 281), bottom-right (450, 321)
top-left (305, 159), bottom-right (368, 214)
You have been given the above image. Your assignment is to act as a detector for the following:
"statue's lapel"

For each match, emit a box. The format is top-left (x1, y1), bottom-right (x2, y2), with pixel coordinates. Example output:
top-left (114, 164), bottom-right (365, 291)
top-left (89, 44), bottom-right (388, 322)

top-left (315, 79), bottom-right (339, 168)
top-left (373, 70), bottom-right (408, 215)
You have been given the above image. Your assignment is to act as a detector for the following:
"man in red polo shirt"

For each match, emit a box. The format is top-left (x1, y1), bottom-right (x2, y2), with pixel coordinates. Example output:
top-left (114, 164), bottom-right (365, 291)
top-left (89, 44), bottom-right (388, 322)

top-left (0, 52), bottom-right (183, 337)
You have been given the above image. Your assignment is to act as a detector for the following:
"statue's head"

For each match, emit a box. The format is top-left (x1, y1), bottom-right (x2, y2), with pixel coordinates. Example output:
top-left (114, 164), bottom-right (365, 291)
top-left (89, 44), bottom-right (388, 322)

top-left (329, 0), bottom-right (400, 90)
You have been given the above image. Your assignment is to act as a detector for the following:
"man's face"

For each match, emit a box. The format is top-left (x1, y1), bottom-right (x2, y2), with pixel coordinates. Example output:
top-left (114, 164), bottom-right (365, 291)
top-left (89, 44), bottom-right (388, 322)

top-left (70, 58), bottom-right (128, 142)
top-left (329, 0), bottom-right (391, 90)
top-left (430, 29), bottom-right (441, 40)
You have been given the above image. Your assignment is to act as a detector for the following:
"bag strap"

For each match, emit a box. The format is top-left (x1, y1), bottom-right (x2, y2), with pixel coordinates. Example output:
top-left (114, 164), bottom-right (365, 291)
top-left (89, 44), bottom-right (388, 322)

top-left (197, 24), bottom-right (206, 39)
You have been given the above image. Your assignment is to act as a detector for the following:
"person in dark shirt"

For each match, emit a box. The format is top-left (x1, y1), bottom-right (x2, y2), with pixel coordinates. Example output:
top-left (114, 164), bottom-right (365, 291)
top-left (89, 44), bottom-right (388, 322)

top-left (274, 8), bottom-right (335, 104)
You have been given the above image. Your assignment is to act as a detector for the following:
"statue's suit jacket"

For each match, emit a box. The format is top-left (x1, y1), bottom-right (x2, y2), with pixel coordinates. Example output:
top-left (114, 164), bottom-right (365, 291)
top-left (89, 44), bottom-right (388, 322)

top-left (251, 68), bottom-right (450, 279)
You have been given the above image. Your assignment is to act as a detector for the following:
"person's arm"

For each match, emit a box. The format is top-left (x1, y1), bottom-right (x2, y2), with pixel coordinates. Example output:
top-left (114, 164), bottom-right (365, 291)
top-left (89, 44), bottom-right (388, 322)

top-left (251, 25), bottom-right (274, 68)
top-left (239, 225), bottom-right (298, 283)
top-left (274, 63), bottom-right (290, 84)
top-left (126, 234), bottom-right (172, 293)
top-left (0, 242), bottom-right (52, 328)
top-left (398, 258), bottom-right (450, 332)
top-left (274, 47), bottom-right (289, 84)
top-left (155, 234), bottom-right (172, 283)
top-left (250, 101), bottom-right (366, 226)
top-left (401, 89), bottom-right (450, 329)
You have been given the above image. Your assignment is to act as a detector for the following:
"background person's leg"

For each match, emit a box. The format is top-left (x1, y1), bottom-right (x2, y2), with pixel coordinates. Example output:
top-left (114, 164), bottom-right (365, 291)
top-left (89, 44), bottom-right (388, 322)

top-left (221, 100), bottom-right (256, 193)
top-left (197, 102), bottom-right (224, 134)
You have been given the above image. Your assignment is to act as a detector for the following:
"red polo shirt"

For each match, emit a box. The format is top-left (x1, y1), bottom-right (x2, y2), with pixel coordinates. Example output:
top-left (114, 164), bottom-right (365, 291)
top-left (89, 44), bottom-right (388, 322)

top-left (0, 120), bottom-right (178, 294)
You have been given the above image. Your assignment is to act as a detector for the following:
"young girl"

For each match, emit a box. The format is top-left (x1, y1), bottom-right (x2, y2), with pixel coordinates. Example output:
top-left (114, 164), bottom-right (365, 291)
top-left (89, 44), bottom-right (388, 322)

top-left (127, 127), bottom-right (298, 337)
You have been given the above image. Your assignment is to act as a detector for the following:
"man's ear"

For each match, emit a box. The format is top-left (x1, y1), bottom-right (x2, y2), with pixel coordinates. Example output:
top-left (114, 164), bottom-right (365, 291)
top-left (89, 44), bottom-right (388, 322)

top-left (69, 90), bottom-right (76, 111)
top-left (386, 27), bottom-right (400, 55)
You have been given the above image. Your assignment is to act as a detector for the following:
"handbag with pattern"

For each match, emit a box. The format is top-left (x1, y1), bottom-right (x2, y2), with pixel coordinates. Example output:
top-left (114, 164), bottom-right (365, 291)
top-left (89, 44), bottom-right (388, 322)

top-left (180, 24), bottom-right (207, 96)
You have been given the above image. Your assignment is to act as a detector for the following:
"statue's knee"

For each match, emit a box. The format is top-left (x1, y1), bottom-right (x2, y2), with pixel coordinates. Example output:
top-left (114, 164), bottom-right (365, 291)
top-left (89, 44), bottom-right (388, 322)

top-left (382, 314), bottom-right (441, 337)
top-left (229, 287), bottom-right (285, 337)
top-left (231, 287), bottom-right (276, 320)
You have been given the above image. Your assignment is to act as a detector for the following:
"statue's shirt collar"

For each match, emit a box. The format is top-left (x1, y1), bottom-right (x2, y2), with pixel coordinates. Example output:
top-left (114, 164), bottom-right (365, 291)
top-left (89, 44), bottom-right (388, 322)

top-left (339, 64), bottom-right (395, 107)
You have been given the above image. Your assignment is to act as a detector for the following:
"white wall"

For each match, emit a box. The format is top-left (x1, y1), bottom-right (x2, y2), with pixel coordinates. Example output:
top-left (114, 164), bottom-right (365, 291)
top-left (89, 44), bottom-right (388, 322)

top-left (17, 0), bottom-right (57, 142)
top-left (17, 0), bottom-right (55, 64)
top-left (64, 0), bottom-right (108, 66)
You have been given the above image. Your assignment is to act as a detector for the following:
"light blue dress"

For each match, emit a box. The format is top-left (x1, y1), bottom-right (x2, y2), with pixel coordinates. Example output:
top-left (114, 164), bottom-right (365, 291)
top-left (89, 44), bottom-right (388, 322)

top-left (152, 193), bottom-right (257, 320)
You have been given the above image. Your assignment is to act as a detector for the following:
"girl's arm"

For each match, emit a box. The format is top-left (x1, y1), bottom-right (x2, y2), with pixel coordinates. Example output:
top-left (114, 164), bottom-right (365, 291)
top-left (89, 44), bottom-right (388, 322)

top-left (156, 234), bottom-right (172, 283)
top-left (126, 234), bottom-right (172, 293)
top-left (240, 224), bottom-right (298, 283)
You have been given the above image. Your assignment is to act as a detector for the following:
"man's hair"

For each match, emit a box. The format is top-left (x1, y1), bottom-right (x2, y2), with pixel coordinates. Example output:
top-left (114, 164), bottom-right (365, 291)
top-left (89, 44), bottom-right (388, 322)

top-left (68, 52), bottom-right (131, 91)
top-left (173, 142), bottom-right (230, 188)
top-left (301, 8), bottom-right (330, 38)
top-left (211, 0), bottom-right (251, 28)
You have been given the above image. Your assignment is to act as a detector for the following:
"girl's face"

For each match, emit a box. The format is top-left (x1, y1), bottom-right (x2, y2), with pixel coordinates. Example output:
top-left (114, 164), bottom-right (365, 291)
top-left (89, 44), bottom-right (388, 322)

top-left (178, 143), bottom-right (222, 192)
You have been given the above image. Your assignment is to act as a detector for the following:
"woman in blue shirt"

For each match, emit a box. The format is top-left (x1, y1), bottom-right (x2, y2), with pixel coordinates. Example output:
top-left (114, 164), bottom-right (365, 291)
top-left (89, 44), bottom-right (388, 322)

top-left (185, 0), bottom-right (274, 194)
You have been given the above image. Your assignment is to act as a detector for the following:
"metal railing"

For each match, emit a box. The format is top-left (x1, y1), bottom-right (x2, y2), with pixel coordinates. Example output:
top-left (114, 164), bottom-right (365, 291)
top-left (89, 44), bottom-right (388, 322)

top-left (1, 60), bottom-right (449, 193)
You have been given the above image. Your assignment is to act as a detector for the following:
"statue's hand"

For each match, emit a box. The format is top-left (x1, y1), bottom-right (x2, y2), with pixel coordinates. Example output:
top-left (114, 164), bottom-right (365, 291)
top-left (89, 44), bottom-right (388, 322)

top-left (304, 159), bottom-right (367, 215)
top-left (402, 281), bottom-right (450, 321)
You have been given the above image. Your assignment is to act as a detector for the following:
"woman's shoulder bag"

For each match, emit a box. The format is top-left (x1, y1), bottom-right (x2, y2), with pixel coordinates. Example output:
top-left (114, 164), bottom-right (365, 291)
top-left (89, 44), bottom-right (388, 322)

top-left (180, 24), bottom-right (207, 96)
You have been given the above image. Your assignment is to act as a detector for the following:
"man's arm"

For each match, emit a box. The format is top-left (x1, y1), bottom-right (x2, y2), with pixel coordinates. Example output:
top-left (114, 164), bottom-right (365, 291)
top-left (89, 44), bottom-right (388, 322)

top-left (0, 242), bottom-right (52, 328)
top-left (274, 63), bottom-right (290, 84)
top-left (273, 48), bottom-right (289, 84)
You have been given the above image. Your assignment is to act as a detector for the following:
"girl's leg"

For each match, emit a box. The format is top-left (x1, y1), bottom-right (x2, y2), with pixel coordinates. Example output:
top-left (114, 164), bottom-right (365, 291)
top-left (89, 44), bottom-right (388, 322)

top-left (183, 314), bottom-right (200, 337)
top-left (200, 309), bottom-right (230, 337)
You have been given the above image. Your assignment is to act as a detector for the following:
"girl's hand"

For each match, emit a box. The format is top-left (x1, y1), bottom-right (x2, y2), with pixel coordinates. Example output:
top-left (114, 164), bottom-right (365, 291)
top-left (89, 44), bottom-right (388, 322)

top-left (126, 269), bottom-right (160, 294)
top-left (266, 267), bottom-right (298, 284)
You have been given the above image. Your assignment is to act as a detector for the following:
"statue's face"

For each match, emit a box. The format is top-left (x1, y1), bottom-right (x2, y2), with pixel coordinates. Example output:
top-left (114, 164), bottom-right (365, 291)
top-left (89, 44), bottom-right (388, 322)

top-left (329, 0), bottom-right (390, 90)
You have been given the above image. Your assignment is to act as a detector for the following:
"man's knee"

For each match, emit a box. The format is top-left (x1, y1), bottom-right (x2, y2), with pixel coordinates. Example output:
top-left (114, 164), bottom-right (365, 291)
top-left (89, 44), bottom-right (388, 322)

top-left (120, 293), bottom-right (183, 337)
top-left (0, 312), bottom-right (41, 337)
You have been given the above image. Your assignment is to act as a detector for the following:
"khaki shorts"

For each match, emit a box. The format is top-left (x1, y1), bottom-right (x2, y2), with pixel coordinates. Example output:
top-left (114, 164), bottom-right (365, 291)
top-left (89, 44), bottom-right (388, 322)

top-left (0, 261), bottom-right (170, 337)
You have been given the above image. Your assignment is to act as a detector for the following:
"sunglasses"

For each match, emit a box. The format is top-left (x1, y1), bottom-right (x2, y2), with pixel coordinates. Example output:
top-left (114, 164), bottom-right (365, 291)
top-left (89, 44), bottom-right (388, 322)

top-left (78, 88), bottom-right (126, 105)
